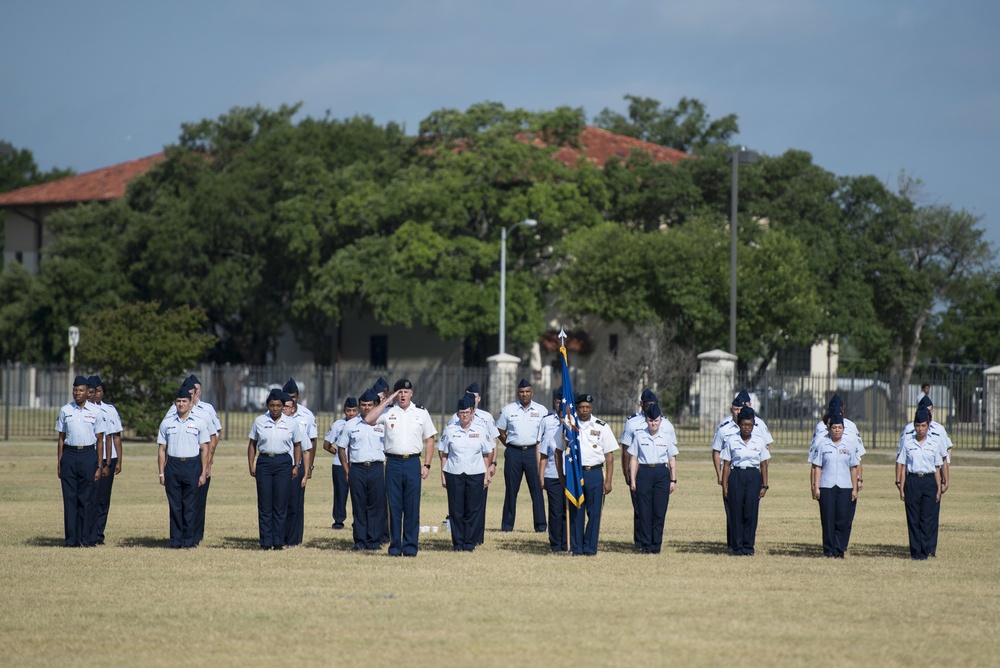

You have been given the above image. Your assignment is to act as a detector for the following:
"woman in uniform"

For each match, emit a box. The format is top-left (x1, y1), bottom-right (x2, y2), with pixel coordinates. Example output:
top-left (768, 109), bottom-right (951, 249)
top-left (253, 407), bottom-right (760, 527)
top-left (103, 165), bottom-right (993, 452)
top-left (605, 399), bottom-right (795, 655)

top-left (808, 413), bottom-right (860, 558)
top-left (721, 406), bottom-right (770, 556)
top-left (627, 404), bottom-right (678, 554)
top-left (438, 394), bottom-right (495, 552)
top-left (247, 389), bottom-right (304, 550)
top-left (895, 407), bottom-right (942, 560)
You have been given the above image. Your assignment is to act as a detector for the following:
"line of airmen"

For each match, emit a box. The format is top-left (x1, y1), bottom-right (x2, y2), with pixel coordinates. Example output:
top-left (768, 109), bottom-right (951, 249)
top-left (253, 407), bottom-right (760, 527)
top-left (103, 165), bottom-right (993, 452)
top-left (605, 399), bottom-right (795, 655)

top-left (56, 374), bottom-right (952, 559)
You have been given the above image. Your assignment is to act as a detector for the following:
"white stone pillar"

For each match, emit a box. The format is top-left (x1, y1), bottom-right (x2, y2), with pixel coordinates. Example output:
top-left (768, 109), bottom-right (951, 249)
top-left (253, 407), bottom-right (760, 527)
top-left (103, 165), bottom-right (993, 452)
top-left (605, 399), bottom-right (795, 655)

top-left (984, 366), bottom-right (1000, 433)
top-left (697, 349), bottom-right (738, 428)
top-left (487, 353), bottom-right (521, 415)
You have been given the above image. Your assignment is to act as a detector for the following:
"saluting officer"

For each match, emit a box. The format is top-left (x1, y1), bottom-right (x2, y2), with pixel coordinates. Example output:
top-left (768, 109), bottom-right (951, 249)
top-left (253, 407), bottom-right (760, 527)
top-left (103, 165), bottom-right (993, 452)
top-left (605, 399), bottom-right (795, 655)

top-left (721, 406), bottom-right (771, 556)
top-left (627, 404), bottom-right (679, 554)
top-left (88, 375), bottom-right (123, 546)
top-left (55, 375), bottom-right (107, 547)
top-left (712, 389), bottom-right (772, 550)
top-left (439, 394), bottom-right (496, 551)
top-left (538, 388), bottom-right (566, 552)
top-left (324, 397), bottom-right (357, 530)
top-left (896, 407), bottom-right (943, 560)
top-left (808, 412), bottom-right (860, 558)
top-left (898, 395), bottom-right (952, 557)
top-left (157, 385), bottom-right (210, 548)
top-left (556, 393), bottom-right (617, 556)
top-left (282, 378), bottom-right (317, 547)
top-left (364, 379), bottom-right (437, 557)
top-left (248, 389), bottom-right (305, 550)
top-left (335, 389), bottom-right (386, 550)
top-left (497, 378), bottom-right (547, 533)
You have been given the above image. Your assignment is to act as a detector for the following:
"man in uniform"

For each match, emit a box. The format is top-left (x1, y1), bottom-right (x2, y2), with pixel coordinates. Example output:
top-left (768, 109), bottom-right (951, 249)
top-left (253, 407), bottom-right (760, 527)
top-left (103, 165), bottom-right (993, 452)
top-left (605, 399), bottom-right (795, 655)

top-left (88, 375), bottom-right (123, 545)
top-left (283, 378), bottom-right (318, 546)
top-left (157, 385), bottom-right (211, 548)
top-left (711, 389), bottom-right (772, 550)
top-left (556, 393), bottom-right (617, 556)
top-left (538, 388), bottom-right (566, 552)
top-left (55, 376), bottom-right (106, 547)
top-left (364, 379), bottom-right (437, 557)
top-left (497, 378), bottom-right (547, 533)
top-left (323, 396), bottom-right (357, 530)
top-left (336, 389), bottom-right (386, 550)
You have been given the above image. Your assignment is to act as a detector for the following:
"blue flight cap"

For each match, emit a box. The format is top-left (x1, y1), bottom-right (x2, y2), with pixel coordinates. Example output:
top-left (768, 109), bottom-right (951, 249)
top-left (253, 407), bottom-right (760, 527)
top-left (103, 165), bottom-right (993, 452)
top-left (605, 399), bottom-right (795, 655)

top-left (553, 387), bottom-right (562, 399)
top-left (73, 375), bottom-right (89, 387)
top-left (733, 389), bottom-right (751, 407)
top-left (280, 392), bottom-right (294, 404)
top-left (644, 404), bottom-right (662, 420)
top-left (914, 407), bottom-right (932, 424)
top-left (373, 377), bottom-right (389, 394)
top-left (576, 393), bottom-right (593, 405)
top-left (737, 406), bottom-right (755, 422)
top-left (517, 378), bottom-right (531, 389)
top-left (465, 381), bottom-right (481, 394)
top-left (640, 388), bottom-right (657, 404)
top-left (282, 378), bottom-right (298, 394)
top-left (176, 385), bottom-right (192, 399)
top-left (187, 374), bottom-right (200, 387)
top-left (86, 375), bottom-right (101, 389)
top-left (918, 395), bottom-right (933, 409)
top-left (457, 394), bottom-right (476, 411)
top-left (266, 388), bottom-right (284, 404)
top-left (359, 389), bottom-right (377, 403)
top-left (828, 413), bottom-right (844, 426)
top-left (344, 396), bottom-right (358, 409)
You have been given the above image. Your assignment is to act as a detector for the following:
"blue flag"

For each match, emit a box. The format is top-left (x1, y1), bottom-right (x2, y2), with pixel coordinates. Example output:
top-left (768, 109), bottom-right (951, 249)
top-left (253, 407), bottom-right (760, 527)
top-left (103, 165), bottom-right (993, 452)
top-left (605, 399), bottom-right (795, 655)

top-left (560, 347), bottom-right (585, 509)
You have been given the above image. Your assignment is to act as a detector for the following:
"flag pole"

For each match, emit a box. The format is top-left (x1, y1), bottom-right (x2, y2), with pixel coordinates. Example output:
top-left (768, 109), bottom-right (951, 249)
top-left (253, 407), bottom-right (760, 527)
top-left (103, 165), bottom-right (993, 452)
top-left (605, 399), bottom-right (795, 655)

top-left (559, 327), bottom-right (571, 552)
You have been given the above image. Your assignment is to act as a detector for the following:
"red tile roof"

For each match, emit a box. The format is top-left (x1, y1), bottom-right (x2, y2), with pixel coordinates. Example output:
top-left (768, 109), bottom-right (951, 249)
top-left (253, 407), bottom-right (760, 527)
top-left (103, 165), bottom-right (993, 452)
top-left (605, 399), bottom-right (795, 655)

top-left (545, 126), bottom-right (690, 168)
top-left (0, 153), bottom-right (165, 207)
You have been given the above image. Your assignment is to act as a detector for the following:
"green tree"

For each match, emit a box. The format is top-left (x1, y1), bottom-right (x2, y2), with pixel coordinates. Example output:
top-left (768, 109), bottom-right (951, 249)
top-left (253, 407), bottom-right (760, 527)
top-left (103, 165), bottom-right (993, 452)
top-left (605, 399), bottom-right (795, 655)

top-left (77, 302), bottom-right (215, 437)
top-left (593, 96), bottom-right (739, 153)
top-left (926, 272), bottom-right (1000, 366)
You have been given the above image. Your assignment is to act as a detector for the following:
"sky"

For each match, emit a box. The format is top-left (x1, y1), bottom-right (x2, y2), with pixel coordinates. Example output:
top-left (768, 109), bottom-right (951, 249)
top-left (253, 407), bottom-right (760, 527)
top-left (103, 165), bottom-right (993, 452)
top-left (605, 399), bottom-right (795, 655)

top-left (3, 0), bottom-right (999, 246)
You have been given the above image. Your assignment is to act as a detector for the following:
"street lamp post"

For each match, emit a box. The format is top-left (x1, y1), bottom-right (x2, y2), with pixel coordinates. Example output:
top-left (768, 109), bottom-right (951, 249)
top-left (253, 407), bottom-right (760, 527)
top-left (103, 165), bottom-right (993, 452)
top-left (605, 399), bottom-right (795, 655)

top-left (68, 326), bottom-right (80, 392)
top-left (729, 148), bottom-right (759, 356)
top-left (500, 218), bottom-right (538, 356)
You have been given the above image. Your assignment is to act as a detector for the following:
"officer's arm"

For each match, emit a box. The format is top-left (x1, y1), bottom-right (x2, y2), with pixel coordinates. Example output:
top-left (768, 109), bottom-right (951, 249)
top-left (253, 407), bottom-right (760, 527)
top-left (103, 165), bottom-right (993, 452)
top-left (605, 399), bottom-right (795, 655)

top-left (306, 437), bottom-right (317, 475)
top-left (113, 433), bottom-right (123, 473)
top-left (247, 440), bottom-right (258, 477)
top-left (93, 431), bottom-right (105, 480)
top-left (364, 391), bottom-right (398, 425)
top-left (158, 442), bottom-right (167, 486)
top-left (621, 445), bottom-right (631, 483)
top-left (555, 450), bottom-right (564, 482)
top-left (603, 451), bottom-right (615, 494)
top-left (56, 431), bottom-right (66, 478)
top-left (722, 461), bottom-right (731, 499)
top-left (199, 441), bottom-right (210, 485)
top-left (759, 461), bottom-right (768, 498)
top-left (292, 442), bottom-right (302, 478)
top-left (497, 428), bottom-right (508, 446)
top-left (323, 438), bottom-right (336, 455)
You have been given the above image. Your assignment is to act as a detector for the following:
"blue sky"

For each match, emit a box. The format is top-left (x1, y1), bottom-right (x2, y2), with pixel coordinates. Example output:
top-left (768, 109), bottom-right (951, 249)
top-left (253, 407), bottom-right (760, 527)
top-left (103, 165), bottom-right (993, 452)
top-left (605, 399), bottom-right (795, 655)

top-left (3, 0), bottom-right (998, 246)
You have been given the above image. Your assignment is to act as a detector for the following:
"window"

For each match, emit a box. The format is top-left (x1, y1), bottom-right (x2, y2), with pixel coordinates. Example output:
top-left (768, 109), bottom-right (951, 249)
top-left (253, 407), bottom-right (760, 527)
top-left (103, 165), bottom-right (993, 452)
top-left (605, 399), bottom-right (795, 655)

top-left (370, 335), bottom-right (387, 368)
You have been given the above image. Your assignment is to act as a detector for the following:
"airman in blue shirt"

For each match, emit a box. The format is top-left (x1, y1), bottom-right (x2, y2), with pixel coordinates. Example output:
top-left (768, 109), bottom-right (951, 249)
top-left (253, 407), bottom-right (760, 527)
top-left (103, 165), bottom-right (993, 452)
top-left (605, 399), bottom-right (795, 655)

top-left (895, 407), bottom-right (943, 560)
top-left (55, 375), bottom-right (107, 547)
top-left (721, 406), bottom-right (771, 556)
top-left (157, 385), bottom-right (211, 548)
top-left (248, 389), bottom-right (305, 549)
top-left (538, 388), bottom-right (566, 552)
top-left (627, 404), bottom-right (679, 554)
top-left (439, 394), bottom-right (496, 551)
top-left (497, 379), bottom-right (547, 533)
top-left (335, 390), bottom-right (388, 550)
top-left (324, 396), bottom-right (357, 530)
top-left (808, 412), bottom-right (860, 558)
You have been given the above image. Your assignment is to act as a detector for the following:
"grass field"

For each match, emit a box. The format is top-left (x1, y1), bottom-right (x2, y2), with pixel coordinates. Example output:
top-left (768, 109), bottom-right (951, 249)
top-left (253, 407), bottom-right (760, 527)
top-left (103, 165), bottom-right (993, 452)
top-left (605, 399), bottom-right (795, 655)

top-left (1, 440), bottom-right (999, 667)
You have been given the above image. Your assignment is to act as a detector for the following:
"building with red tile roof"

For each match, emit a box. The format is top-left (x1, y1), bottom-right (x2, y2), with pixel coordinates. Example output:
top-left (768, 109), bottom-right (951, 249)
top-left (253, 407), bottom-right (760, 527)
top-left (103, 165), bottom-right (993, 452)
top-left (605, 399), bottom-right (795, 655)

top-left (546, 126), bottom-right (689, 168)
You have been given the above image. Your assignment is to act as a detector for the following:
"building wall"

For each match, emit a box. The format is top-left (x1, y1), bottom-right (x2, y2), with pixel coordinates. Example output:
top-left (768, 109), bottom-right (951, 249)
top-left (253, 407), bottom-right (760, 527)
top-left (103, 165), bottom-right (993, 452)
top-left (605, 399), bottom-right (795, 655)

top-left (2, 204), bottom-right (59, 274)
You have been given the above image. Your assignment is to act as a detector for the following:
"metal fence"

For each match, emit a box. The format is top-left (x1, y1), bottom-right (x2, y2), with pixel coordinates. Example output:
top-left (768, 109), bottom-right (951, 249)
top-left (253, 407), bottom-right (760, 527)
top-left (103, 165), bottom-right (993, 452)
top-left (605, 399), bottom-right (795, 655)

top-left (3, 361), bottom-right (997, 450)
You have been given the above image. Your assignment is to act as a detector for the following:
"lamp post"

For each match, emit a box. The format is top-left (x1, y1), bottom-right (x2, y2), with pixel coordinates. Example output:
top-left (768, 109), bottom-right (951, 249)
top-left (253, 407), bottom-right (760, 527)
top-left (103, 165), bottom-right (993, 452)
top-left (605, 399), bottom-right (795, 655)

top-left (499, 218), bottom-right (538, 356)
top-left (729, 148), bottom-right (759, 356)
top-left (68, 326), bottom-right (80, 392)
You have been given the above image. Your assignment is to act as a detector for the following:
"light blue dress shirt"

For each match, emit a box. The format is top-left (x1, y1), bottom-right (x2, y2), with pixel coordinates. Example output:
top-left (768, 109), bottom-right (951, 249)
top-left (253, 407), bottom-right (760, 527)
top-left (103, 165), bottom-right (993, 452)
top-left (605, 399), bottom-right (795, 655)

top-left (439, 422), bottom-right (495, 475)
top-left (336, 416), bottom-right (386, 463)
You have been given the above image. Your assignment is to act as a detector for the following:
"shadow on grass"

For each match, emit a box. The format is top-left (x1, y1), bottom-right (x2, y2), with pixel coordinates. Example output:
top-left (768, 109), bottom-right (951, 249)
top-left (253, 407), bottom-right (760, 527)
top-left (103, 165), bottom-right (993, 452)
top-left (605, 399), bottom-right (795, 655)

top-left (216, 536), bottom-right (265, 550)
top-left (764, 542), bottom-right (824, 558)
top-left (493, 538), bottom-right (556, 555)
top-left (845, 543), bottom-right (911, 559)
top-left (760, 542), bottom-right (911, 559)
top-left (670, 540), bottom-right (732, 555)
top-left (24, 536), bottom-right (67, 547)
top-left (116, 535), bottom-right (172, 549)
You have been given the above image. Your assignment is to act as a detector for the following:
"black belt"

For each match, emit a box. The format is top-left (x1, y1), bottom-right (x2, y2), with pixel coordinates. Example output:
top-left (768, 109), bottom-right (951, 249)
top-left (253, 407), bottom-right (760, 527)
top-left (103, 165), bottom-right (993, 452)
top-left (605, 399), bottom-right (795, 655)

top-left (64, 445), bottom-right (95, 451)
top-left (733, 466), bottom-right (759, 470)
top-left (505, 444), bottom-right (534, 451)
top-left (170, 456), bottom-right (193, 462)
top-left (351, 460), bottom-right (383, 467)
top-left (261, 453), bottom-right (281, 458)
top-left (583, 464), bottom-right (603, 471)
top-left (643, 463), bottom-right (669, 469)
top-left (908, 472), bottom-right (934, 478)
top-left (386, 453), bottom-right (419, 459)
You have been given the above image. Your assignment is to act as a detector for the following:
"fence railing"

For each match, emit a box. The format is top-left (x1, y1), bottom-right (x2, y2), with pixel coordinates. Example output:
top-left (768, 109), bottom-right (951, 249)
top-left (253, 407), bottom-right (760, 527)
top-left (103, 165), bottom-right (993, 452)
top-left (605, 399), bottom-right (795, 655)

top-left (3, 361), bottom-right (997, 450)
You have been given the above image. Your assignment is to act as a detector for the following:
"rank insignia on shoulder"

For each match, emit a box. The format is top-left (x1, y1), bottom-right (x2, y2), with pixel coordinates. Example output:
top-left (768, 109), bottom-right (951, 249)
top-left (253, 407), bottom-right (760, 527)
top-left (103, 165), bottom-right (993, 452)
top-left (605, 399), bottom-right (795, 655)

top-left (415, 404), bottom-right (425, 409)
top-left (595, 419), bottom-right (607, 426)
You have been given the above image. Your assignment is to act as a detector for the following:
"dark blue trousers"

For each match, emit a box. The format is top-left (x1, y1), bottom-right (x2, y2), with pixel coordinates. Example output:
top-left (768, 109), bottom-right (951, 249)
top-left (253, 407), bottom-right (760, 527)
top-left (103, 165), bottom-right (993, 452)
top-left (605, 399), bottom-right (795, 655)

top-left (474, 485), bottom-right (488, 545)
top-left (385, 457), bottom-right (421, 556)
top-left (331, 463), bottom-right (348, 525)
top-left (568, 467), bottom-right (605, 555)
top-left (348, 462), bottom-right (386, 549)
top-left (92, 456), bottom-right (117, 544)
top-left (285, 462), bottom-right (306, 546)
top-left (904, 475), bottom-right (938, 560)
top-left (818, 485), bottom-right (852, 557)
top-left (544, 477), bottom-right (566, 552)
top-left (194, 474), bottom-right (210, 545)
top-left (256, 455), bottom-right (292, 548)
top-left (728, 468), bottom-right (762, 556)
top-left (445, 472), bottom-right (485, 551)
top-left (723, 493), bottom-right (734, 550)
top-left (60, 446), bottom-right (98, 547)
top-left (501, 447), bottom-right (546, 532)
top-left (635, 465), bottom-right (671, 553)
top-left (164, 457), bottom-right (201, 548)
top-left (630, 487), bottom-right (640, 548)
